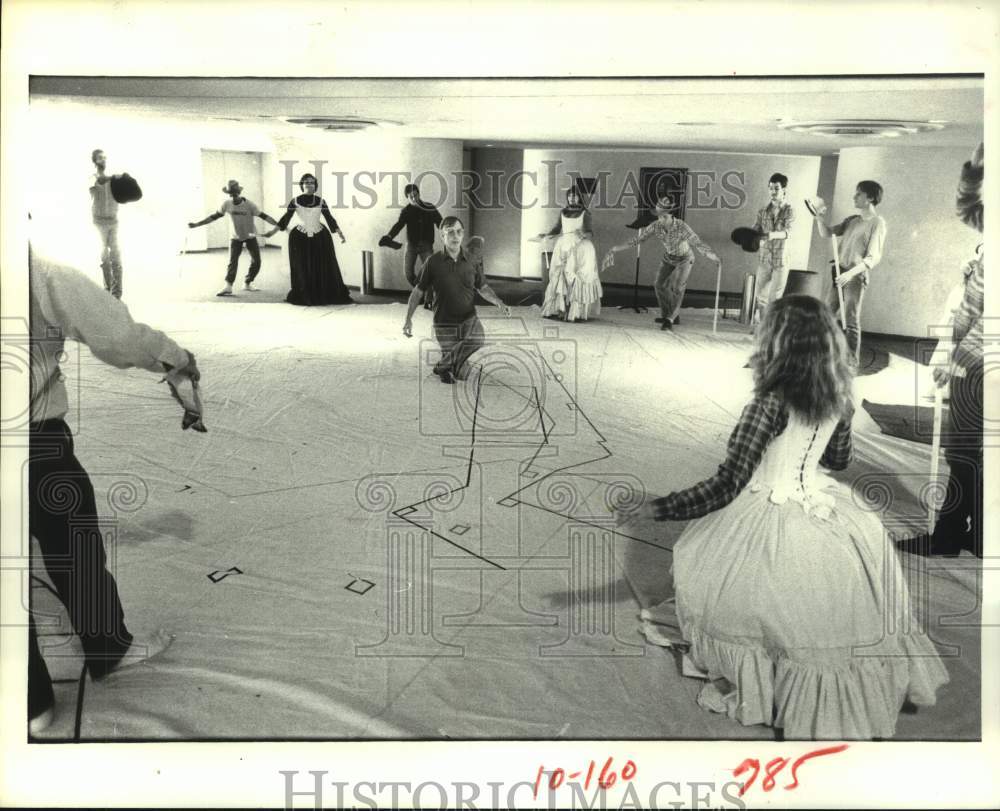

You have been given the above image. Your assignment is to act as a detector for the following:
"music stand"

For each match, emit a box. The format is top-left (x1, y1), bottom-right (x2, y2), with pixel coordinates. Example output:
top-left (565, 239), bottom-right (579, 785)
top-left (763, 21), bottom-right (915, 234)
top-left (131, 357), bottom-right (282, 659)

top-left (618, 213), bottom-right (656, 313)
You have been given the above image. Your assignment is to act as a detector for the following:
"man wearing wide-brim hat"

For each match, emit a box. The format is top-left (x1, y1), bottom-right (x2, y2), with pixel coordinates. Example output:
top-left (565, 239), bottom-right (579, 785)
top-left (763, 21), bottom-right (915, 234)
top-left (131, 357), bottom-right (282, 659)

top-left (188, 179), bottom-right (281, 297)
top-left (602, 196), bottom-right (722, 331)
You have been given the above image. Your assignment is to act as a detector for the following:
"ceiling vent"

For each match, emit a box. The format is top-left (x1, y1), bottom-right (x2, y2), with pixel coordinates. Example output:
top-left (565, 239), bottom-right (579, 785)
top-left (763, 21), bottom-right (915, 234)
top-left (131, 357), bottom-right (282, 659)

top-left (777, 119), bottom-right (946, 138)
top-left (283, 117), bottom-right (400, 132)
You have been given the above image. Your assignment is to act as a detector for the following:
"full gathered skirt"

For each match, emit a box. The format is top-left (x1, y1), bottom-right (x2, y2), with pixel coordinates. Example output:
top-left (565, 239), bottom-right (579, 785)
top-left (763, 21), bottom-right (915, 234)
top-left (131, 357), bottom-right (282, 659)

top-left (286, 228), bottom-right (354, 306)
top-left (540, 234), bottom-right (601, 321)
top-left (655, 480), bottom-right (949, 740)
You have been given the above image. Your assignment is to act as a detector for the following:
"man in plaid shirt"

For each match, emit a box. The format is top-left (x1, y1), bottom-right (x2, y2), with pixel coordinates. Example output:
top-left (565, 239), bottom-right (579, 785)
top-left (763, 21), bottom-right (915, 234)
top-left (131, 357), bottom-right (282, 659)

top-left (752, 173), bottom-right (795, 323)
top-left (898, 143), bottom-right (984, 558)
top-left (603, 196), bottom-right (721, 330)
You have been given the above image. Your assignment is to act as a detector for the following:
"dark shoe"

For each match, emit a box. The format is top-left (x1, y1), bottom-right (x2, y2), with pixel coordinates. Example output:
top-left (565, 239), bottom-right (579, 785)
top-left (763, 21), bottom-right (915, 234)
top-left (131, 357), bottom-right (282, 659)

top-left (660, 319), bottom-right (673, 331)
top-left (654, 317), bottom-right (667, 324)
top-left (440, 370), bottom-right (456, 384)
top-left (894, 534), bottom-right (962, 557)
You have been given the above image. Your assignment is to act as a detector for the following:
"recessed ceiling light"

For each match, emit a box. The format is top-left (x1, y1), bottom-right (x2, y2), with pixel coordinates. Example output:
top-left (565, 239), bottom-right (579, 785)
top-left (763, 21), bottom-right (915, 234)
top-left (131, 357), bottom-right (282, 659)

top-left (777, 119), bottom-right (946, 138)
top-left (283, 117), bottom-right (401, 132)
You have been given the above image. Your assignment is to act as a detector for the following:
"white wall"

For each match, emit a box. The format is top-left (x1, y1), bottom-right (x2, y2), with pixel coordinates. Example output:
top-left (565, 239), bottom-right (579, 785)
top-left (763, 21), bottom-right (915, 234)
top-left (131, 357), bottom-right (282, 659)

top-left (520, 149), bottom-right (822, 294)
top-left (828, 146), bottom-right (982, 337)
top-left (27, 99), bottom-right (466, 293)
top-left (805, 154), bottom-right (840, 281)
top-left (270, 131), bottom-right (466, 291)
top-left (468, 147), bottom-right (524, 279)
top-left (28, 100), bottom-right (277, 282)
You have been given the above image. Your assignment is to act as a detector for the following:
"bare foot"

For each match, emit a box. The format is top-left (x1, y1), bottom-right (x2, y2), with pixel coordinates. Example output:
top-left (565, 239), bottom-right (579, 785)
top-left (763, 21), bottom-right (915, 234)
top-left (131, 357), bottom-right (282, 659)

top-left (101, 629), bottom-right (175, 678)
top-left (29, 706), bottom-right (55, 735)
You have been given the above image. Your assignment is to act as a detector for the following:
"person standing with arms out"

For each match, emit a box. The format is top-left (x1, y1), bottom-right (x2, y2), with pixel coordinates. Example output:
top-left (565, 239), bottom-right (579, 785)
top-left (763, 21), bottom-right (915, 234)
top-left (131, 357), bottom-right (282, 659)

top-left (27, 247), bottom-right (203, 734)
top-left (897, 143), bottom-right (984, 558)
top-left (188, 179), bottom-right (280, 297)
top-left (401, 217), bottom-right (511, 384)
top-left (812, 180), bottom-right (887, 364)
top-left (381, 183), bottom-right (443, 309)
top-left (752, 172), bottom-right (795, 324)
top-left (90, 149), bottom-right (123, 299)
top-left (602, 196), bottom-right (722, 331)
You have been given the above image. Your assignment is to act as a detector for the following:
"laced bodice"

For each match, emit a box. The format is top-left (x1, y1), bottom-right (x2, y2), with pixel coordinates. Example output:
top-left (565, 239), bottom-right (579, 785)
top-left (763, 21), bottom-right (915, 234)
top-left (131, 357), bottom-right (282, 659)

top-left (749, 414), bottom-right (839, 516)
top-left (294, 203), bottom-right (325, 236)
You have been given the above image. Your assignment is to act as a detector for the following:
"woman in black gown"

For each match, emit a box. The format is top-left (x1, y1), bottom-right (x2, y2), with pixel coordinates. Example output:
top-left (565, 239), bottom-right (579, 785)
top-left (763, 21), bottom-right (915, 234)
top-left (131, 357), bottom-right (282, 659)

top-left (266, 173), bottom-right (354, 305)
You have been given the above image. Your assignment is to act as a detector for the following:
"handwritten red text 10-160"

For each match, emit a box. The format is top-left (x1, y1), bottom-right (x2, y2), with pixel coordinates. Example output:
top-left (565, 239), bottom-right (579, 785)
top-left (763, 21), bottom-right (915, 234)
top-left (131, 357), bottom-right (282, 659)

top-left (532, 757), bottom-right (637, 799)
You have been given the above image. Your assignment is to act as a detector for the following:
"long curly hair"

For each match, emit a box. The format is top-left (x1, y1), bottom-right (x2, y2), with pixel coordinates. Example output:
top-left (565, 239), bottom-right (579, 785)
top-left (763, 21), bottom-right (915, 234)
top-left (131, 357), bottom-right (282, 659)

top-left (749, 295), bottom-right (854, 423)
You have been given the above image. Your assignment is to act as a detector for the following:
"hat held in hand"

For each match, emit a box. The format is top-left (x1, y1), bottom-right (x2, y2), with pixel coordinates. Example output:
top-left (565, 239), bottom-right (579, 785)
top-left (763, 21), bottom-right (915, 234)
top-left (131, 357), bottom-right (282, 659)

top-left (804, 196), bottom-right (828, 217)
top-left (730, 227), bottom-right (761, 253)
top-left (110, 173), bottom-right (143, 204)
top-left (378, 235), bottom-right (402, 250)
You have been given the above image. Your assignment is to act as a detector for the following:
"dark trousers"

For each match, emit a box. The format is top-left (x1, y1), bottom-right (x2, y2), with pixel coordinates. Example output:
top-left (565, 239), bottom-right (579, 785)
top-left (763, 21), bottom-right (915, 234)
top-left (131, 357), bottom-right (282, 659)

top-left (29, 419), bottom-right (133, 717)
top-left (225, 238), bottom-right (262, 285)
top-left (433, 316), bottom-right (485, 378)
top-left (934, 367), bottom-right (983, 556)
top-left (405, 242), bottom-right (434, 306)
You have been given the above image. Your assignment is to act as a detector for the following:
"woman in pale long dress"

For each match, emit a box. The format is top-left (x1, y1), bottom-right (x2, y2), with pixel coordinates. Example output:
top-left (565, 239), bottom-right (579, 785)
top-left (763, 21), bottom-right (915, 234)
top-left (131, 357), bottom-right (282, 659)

top-left (538, 189), bottom-right (602, 322)
top-left (622, 295), bottom-right (948, 740)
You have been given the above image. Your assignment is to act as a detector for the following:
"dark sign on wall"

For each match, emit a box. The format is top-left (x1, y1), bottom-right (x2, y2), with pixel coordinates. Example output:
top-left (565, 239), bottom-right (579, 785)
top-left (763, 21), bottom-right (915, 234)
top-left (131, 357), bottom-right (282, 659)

top-left (638, 167), bottom-right (688, 220)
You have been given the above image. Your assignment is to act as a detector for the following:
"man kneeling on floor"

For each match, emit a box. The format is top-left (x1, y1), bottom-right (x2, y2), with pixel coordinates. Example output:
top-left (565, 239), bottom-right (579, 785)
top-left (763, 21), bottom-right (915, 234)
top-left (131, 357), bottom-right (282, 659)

top-left (402, 218), bottom-right (511, 384)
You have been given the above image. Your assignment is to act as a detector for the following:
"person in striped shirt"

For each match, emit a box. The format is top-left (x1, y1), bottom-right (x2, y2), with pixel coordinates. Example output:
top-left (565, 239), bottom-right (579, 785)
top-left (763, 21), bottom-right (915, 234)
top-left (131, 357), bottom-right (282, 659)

top-left (898, 142), bottom-right (984, 558)
top-left (603, 196), bottom-right (721, 331)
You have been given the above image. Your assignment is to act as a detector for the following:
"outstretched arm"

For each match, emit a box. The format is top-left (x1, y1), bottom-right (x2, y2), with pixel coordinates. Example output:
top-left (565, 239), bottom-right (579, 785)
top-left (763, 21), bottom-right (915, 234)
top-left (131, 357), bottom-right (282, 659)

top-left (476, 282), bottom-right (511, 316)
top-left (386, 208), bottom-right (408, 240)
top-left (188, 212), bottom-right (224, 228)
top-left (648, 394), bottom-right (788, 521)
top-left (33, 256), bottom-right (193, 374)
top-left (684, 223), bottom-right (721, 263)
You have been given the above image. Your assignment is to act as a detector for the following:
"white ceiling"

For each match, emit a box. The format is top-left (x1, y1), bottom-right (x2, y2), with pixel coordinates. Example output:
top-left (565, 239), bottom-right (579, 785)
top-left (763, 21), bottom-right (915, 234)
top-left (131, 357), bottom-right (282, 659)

top-left (30, 76), bottom-right (983, 155)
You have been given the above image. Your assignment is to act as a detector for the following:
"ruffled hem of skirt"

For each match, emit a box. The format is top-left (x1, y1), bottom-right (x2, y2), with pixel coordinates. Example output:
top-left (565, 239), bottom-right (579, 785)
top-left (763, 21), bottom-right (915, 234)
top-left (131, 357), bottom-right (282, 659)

top-left (682, 625), bottom-right (950, 740)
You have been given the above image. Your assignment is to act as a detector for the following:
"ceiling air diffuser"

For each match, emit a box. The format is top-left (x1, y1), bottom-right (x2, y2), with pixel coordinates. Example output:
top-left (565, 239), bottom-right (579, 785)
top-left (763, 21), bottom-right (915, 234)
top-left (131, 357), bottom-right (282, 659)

top-left (777, 119), bottom-right (946, 138)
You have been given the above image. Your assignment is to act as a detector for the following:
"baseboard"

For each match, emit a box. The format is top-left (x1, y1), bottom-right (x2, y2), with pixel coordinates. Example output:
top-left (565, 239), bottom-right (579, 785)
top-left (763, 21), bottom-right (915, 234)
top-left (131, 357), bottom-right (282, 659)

top-left (186, 244), bottom-right (282, 252)
top-left (485, 274), bottom-right (528, 282)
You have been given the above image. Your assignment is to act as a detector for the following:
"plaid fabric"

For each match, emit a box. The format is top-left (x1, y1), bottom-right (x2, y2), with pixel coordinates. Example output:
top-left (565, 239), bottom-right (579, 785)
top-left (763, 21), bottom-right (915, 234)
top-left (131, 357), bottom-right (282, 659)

top-left (629, 217), bottom-right (711, 260)
top-left (652, 393), bottom-right (853, 521)
top-left (952, 251), bottom-right (984, 370)
top-left (819, 418), bottom-right (853, 471)
top-left (754, 202), bottom-right (795, 270)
